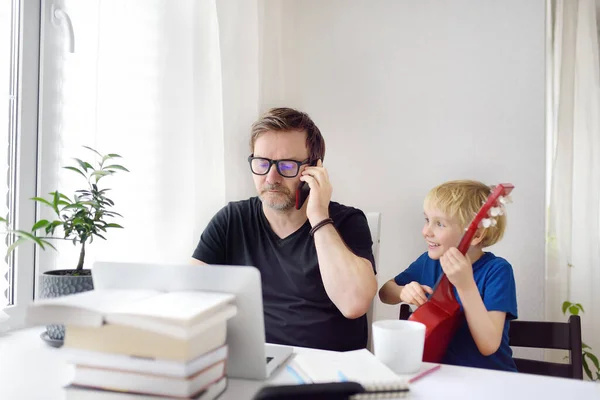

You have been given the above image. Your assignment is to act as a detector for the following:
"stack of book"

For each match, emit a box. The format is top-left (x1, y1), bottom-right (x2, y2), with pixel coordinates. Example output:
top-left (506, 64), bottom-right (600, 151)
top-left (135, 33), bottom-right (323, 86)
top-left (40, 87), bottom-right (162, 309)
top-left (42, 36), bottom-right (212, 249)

top-left (27, 289), bottom-right (238, 399)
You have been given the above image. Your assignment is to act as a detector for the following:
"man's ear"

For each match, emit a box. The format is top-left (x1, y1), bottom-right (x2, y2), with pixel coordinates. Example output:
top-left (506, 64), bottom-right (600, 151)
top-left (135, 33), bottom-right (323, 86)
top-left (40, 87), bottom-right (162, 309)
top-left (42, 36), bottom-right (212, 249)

top-left (470, 228), bottom-right (485, 247)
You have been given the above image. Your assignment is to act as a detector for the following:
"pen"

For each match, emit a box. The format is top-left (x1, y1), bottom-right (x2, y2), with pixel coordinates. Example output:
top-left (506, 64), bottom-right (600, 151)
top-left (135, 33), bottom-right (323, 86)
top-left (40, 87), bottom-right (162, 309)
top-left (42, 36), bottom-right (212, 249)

top-left (409, 364), bottom-right (441, 383)
top-left (286, 365), bottom-right (306, 384)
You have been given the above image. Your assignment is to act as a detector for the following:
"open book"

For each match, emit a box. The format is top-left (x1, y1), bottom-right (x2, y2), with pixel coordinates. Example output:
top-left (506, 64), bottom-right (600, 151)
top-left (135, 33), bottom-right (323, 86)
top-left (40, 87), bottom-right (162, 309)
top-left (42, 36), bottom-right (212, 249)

top-left (291, 349), bottom-right (440, 387)
top-left (292, 349), bottom-right (404, 384)
top-left (26, 289), bottom-right (237, 338)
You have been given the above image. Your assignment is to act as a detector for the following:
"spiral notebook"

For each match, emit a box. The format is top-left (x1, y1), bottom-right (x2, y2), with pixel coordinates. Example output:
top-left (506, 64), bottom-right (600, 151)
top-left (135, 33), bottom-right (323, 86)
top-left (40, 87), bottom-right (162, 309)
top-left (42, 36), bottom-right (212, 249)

top-left (278, 349), bottom-right (407, 399)
top-left (291, 349), bottom-right (404, 384)
top-left (252, 381), bottom-right (409, 400)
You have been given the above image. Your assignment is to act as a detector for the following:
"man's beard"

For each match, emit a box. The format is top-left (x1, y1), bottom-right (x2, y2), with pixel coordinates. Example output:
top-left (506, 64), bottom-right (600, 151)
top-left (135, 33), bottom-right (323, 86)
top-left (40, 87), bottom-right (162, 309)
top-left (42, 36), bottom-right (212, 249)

top-left (259, 183), bottom-right (295, 211)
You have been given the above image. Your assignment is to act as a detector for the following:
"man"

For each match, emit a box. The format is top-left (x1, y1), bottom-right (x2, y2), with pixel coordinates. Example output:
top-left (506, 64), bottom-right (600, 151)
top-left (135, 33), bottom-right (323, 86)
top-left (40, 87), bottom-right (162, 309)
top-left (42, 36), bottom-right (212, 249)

top-left (192, 107), bottom-right (377, 351)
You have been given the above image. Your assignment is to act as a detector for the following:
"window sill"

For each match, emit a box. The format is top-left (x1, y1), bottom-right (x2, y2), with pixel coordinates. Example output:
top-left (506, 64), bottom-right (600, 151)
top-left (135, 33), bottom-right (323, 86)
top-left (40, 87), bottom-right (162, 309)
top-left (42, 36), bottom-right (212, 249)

top-left (0, 304), bottom-right (27, 333)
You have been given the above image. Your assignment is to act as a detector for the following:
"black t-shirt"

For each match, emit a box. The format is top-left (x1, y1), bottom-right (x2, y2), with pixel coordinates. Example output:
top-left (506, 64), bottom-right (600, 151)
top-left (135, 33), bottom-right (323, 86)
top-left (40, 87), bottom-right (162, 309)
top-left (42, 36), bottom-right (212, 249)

top-left (192, 196), bottom-right (376, 351)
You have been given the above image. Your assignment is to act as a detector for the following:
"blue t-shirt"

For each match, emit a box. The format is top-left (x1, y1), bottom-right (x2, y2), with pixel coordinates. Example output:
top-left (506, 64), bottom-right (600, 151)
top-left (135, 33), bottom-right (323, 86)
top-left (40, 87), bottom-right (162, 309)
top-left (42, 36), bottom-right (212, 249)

top-left (394, 251), bottom-right (518, 372)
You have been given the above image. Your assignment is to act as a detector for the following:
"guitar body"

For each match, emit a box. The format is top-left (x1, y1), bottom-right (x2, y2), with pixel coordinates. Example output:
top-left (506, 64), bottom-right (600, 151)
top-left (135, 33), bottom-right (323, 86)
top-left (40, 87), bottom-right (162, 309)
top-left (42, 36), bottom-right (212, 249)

top-left (409, 275), bottom-right (463, 362)
top-left (409, 183), bottom-right (514, 363)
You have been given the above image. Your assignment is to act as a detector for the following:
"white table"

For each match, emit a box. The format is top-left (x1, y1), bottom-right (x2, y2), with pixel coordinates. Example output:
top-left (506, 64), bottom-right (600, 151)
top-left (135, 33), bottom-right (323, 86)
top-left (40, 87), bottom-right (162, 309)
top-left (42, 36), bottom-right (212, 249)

top-left (0, 328), bottom-right (598, 400)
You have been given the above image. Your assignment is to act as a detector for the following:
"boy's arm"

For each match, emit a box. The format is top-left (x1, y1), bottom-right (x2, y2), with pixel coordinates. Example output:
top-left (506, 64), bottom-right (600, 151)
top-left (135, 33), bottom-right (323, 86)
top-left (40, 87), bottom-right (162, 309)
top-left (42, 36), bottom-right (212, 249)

top-left (379, 280), bottom-right (433, 306)
top-left (440, 248), bottom-right (515, 356)
top-left (379, 255), bottom-right (433, 306)
top-left (456, 286), bottom-right (506, 355)
top-left (379, 280), bottom-right (403, 305)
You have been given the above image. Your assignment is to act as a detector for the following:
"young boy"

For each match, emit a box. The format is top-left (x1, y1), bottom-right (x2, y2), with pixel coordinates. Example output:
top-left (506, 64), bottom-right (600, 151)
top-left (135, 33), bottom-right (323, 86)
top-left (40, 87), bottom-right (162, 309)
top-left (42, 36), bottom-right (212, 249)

top-left (379, 180), bottom-right (518, 371)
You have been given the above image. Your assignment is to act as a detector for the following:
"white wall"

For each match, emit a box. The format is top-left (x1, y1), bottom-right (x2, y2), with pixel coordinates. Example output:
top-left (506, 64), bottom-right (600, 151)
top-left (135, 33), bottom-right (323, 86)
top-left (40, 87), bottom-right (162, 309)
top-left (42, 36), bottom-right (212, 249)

top-left (260, 0), bottom-right (547, 324)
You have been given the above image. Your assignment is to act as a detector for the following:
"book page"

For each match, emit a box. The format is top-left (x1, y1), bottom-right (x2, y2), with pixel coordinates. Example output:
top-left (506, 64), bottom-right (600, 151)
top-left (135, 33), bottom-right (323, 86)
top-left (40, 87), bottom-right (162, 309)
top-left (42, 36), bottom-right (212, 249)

top-left (293, 349), bottom-right (403, 385)
top-left (33, 289), bottom-right (160, 314)
top-left (110, 291), bottom-right (235, 324)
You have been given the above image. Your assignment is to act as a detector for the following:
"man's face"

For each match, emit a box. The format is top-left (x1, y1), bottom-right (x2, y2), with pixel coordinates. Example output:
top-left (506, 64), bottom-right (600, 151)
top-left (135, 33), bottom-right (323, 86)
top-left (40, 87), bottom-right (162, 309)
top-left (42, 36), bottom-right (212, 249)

top-left (251, 130), bottom-right (310, 211)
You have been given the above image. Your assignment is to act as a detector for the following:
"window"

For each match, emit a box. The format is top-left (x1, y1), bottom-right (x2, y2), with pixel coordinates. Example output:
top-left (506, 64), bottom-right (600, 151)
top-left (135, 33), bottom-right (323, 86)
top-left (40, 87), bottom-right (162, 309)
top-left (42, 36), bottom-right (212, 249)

top-left (1, 0), bottom-right (40, 323)
top-left (35, 0), bottom-right (216, 278)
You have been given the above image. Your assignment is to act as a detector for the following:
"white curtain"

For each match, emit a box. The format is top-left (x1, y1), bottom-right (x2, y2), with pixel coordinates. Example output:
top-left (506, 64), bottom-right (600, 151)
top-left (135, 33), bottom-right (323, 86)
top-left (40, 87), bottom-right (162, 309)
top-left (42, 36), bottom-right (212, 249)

top-left (36, 0), bottom-right (259, 281)
top-left (546, 0), bottom-right (600, 363)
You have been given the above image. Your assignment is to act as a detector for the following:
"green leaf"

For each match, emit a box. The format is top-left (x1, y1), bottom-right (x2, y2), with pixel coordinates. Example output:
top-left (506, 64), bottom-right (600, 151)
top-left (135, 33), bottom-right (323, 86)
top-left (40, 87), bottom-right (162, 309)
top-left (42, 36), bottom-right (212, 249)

top-left (568, 305), bottom-right (580, 315)
top-left (94, 232), bottom-right (107, 240)
top-left (104, 223), bottom-right (123, 229)
top-left (562, 301), bottom-right (571, 315)
top-left (31, 220), bottom-right (50, 231)
top-left (73, 158), bottom-right (93, 172)
top-left (31, 197), bottom-right (54, 208)
top-left (57, 192), bottom-right (71, 202)
top-left (6, 237), bottom-right (27, 256)
top-left (102, 153), bottom-right (122, 163)
top-left (585, 352), bottom-right (600, 371)
top-left (61, 203), bottom-right (86, 211)
top-left (583, 343), bottom-right (591, 349)
top-left (0, 216), bottom-right (7, 223)
top-left (82, 146), bottom-right (102, 157)
top-left (92, 171), bottom-right (112, 177)
top-left (575, 303), bottom-right (585, 313)
top-left (14, 230), bottom-right (45, 248)
top-left (103, 164), bottom-right (129, 172)
top-left (92, 170), bottom-right (113, 183)
top-left (583, 358), bottom-right (593, 381)
top-left (52, 191), bottom-right (60, 212)
top-left (103, 211), bottom-right (123, 218)
top-left (45, 220), bottom-right (62, 235)
top-left (39, 239), bottom-right (57, 251)
top-left (63, 166), bottom-right (86, 179)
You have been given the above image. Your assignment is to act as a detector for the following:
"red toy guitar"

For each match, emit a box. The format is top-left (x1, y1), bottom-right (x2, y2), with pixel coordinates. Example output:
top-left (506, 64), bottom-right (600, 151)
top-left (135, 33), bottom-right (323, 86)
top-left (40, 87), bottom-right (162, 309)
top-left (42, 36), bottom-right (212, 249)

top-left (409, 183), bottom-right (514, 362)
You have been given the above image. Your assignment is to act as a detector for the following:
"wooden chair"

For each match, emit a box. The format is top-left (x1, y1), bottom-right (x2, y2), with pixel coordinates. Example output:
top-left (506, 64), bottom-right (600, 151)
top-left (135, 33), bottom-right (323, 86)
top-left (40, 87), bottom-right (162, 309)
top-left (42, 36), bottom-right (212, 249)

top-left (401, 304), bottom-right (583, 380)
top-left (509, 315), bottom-right (583, 379)
top-left (399, 303), bottom-right (412, 320)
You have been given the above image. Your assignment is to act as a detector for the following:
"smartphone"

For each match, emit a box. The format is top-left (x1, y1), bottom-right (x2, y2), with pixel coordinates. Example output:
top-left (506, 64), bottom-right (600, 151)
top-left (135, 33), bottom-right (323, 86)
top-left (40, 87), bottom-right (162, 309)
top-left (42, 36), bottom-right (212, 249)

top-left (295, 160), bottom-right (317, 210)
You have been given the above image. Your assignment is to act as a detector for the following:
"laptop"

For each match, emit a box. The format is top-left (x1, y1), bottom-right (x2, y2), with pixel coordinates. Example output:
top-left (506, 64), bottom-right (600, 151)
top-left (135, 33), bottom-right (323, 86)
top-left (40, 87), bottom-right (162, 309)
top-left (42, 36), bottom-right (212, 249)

top-left (92, 261), bottom-right (293, 380)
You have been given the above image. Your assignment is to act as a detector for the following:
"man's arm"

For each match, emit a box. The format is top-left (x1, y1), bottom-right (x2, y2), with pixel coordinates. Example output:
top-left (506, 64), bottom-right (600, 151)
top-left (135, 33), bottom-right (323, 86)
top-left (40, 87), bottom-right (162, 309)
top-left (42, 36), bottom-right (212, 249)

top-left (191, 206), bottom-right (229, 266)
top-left (301, 160), bottom-right (377, 319)
top-left (313, 223), bottom-right (377, 319)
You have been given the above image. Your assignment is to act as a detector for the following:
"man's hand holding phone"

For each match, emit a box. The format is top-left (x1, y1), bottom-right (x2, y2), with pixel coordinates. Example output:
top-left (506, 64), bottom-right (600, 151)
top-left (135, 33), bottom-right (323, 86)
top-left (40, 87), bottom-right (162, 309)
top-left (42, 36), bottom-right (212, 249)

top-left (299, 159), bottom-right (333, 225)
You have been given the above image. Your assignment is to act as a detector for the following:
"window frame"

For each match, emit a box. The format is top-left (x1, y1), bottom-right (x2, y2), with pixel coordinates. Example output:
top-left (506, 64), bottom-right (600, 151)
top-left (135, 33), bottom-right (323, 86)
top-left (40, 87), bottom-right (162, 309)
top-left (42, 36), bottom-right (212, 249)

top-left (2, 0), bottom-right (41, 330)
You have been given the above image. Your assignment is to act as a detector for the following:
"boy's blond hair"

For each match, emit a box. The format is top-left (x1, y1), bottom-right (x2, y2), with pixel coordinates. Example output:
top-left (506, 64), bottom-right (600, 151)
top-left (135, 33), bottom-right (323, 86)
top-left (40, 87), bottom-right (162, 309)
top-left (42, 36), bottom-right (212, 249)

top-left (424, 180), bottom-right (506, 248)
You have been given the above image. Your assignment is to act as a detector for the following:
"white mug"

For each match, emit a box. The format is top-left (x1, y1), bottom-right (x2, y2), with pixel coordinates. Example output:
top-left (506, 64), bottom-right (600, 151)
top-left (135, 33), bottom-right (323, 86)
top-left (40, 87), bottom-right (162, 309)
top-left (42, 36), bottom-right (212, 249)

top-left (372, 319), bottom-right (426, 374)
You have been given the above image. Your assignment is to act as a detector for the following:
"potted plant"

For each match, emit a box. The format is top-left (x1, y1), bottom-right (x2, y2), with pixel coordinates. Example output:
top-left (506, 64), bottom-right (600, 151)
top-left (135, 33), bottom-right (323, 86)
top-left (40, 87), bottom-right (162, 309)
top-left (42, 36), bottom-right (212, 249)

top-left (562, 301), bottom-right (600, 381)
top-left (1, 146), bottom-right (128, 342)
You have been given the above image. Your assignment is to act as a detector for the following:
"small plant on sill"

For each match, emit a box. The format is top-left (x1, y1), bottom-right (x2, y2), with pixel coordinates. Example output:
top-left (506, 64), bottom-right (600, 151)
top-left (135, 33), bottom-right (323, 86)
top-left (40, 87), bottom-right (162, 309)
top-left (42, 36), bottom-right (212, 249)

top-left (562, 301), bottom-right (600, 381)
top-left (1, 146), bottom-right (129, 274)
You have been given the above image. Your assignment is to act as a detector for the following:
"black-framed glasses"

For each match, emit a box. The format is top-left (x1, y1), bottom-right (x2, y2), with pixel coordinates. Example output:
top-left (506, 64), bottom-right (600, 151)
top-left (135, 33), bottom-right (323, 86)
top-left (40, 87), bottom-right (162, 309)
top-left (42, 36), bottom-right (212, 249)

top-left (247, 155), bottom-right (310, 178)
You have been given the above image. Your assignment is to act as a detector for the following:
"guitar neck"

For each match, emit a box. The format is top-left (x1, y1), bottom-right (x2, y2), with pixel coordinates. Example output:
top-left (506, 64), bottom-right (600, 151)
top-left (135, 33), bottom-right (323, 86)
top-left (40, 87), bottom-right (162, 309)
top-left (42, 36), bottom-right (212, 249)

top-left (429, 274), bottom-right (460, 313)
top-left (456, 223), bottom-right (478, 255)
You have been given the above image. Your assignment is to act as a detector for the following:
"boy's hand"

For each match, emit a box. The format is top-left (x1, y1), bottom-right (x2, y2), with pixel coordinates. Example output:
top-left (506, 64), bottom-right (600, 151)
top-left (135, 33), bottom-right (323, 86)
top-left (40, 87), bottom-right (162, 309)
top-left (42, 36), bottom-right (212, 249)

top-left (400, 281), bottom-right (433, 306)
top-left (440, 247), bottom-right (476, 292)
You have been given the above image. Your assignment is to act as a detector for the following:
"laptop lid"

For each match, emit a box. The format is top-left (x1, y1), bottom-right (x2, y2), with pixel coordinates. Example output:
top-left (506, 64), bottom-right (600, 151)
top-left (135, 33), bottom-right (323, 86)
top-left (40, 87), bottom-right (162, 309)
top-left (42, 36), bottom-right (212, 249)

top-left (92, 261), bottom-right (275, 380)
